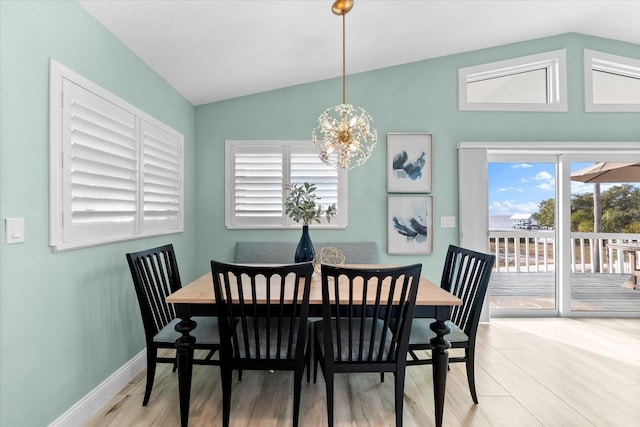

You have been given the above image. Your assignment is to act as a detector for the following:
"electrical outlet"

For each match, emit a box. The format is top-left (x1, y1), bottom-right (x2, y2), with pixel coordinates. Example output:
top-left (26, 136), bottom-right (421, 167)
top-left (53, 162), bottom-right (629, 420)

top-left (440, 216), bottom-right (456, 228)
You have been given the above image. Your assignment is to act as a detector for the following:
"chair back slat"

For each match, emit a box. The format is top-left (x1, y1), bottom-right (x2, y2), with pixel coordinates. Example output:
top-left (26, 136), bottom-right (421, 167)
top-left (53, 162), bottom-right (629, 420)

top-left (127, 244), bottom-right (181, 339)
top-left (441, 245), bottom-right (495, 337)
top-left (320, 264), bottom-right (422, 365)
top-left (211, 261), bottom-right (313, 364)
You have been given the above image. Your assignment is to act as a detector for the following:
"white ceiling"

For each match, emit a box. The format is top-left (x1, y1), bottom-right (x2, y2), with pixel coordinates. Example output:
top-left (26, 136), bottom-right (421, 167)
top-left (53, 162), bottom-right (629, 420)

top-left (77, 0), bottom-right (640, 106)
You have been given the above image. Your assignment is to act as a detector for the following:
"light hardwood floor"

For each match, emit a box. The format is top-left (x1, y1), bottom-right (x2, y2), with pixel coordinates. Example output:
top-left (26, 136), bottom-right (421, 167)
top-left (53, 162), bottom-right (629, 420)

top-left (84, 318), bottom-right (640, 426)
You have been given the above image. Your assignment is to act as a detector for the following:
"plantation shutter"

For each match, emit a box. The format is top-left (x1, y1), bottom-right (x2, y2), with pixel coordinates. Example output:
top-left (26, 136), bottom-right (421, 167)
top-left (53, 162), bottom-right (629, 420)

top-left (62, 79), bottom-right (139, 242)
top-left (231, 144), bottom-right (284, 226)
top-left (51, 60), bottom-right (184, 251)
top-left (290, 146), bottom-right (339, 220)
top-left (142, 121), bottom-right (182, 232)
top-left (226, 141), bottom-right (346, 228)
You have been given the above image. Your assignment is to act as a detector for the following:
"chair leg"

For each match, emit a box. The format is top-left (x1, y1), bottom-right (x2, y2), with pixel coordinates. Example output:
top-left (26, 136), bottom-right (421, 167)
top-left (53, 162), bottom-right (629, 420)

top-left (313, 337), bottom-right (321, 384)
top-left (293, 366), bottom-right (304, 427)
top-left (143, 347), bottom-right (157, 406)
top-left (305, 335), bottom-right (312, 383)
top-left (395, 368), bottom-right (406, 427)
top-left (324, 372), bottom-right (334, 427)
top-left (380, 372), bottom-right (385, 383)
top-left (466, 347), bottom-right (478, 404)
top-left (221, 364), bottom-right (233, 427)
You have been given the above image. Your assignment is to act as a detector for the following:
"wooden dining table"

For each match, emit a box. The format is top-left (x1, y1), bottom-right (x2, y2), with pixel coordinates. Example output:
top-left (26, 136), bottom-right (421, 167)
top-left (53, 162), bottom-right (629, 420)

top-left (608, 243), bottom-right (640, 289)
top-left (166, 265), bottom-right (461, 427)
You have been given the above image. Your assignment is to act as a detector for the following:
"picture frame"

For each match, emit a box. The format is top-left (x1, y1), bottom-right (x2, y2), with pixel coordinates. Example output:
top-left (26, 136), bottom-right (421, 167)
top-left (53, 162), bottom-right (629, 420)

top-left (387, 133), bottom-right (432, 193)
top-left (387, 195), bottom-right (433, 254)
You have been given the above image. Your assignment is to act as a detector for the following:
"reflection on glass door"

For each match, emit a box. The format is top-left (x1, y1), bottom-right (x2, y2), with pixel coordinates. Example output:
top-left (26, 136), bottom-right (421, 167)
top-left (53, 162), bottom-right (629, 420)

top-left (487, 160), bottom-right (557, 315)
top-left (569, 160), bottom-right (640, 313)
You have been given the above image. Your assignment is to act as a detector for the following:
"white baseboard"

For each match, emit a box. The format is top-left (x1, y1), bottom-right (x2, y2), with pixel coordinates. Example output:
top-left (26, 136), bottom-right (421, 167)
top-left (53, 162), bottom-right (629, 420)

top-left (49, 350), bottom-right (146, 427)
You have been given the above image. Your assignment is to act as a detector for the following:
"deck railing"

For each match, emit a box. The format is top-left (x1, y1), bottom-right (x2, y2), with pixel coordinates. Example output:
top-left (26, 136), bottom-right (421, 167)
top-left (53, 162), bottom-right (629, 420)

top-left (489, 231), bottom-right (640, 274)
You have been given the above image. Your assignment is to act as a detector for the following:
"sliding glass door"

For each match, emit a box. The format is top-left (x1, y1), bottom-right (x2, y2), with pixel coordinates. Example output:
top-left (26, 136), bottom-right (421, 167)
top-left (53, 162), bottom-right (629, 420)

top-left (459, 142), bottom-right (640, 319)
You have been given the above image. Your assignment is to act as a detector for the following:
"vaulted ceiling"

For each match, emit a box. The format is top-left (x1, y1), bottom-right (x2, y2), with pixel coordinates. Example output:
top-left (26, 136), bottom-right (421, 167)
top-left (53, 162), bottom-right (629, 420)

top-left (77, 0), bottom-right (640, 106)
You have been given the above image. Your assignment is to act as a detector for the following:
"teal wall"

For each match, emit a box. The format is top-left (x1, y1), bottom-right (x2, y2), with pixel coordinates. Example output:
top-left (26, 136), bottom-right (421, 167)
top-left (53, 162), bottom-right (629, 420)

top-left (0, 2), bottom-right (196, 426)
top-left (194, 33), bottom-right (640, 280)
top-left (1, 1), bottom-right (639, 426)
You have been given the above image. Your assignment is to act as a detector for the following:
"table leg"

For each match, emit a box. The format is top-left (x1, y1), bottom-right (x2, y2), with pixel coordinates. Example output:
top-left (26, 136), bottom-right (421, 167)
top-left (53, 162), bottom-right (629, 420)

top-left (174, 315), bottom-right (197, 427)
top-left (430, 308), bottom-right (452, 427)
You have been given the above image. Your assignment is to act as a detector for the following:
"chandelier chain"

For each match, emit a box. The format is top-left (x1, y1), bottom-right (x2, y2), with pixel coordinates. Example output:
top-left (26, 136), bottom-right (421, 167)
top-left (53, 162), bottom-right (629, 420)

top-left (342, 13), bottom-right (346, 105)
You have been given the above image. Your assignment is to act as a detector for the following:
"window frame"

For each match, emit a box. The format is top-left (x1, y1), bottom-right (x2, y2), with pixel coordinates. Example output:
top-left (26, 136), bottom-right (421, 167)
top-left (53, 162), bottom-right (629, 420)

top-left (458, 49), bottom-right (568, 112)
top-left (584, 49), bottom-right (640, 112)
top-left (49, 59), bottom-right (184, 252)
top-left (225, 140), bottom-right (348, 229)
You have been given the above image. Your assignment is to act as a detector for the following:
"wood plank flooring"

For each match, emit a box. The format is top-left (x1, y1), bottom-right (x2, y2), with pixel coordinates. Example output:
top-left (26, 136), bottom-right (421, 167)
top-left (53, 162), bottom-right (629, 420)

top-left (490, 272), bottom-right (640, 311)
top-left (84, 318), bottom-right (640, 426)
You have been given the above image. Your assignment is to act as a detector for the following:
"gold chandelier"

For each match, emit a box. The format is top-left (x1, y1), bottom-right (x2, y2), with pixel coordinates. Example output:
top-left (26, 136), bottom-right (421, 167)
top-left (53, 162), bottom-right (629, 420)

top-left (312, 0), bottom-right (377, 170)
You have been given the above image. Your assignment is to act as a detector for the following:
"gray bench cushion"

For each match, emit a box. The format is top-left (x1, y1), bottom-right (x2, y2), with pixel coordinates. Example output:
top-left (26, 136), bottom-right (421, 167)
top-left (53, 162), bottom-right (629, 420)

top-left (234, 241), bottom-right (379, 264)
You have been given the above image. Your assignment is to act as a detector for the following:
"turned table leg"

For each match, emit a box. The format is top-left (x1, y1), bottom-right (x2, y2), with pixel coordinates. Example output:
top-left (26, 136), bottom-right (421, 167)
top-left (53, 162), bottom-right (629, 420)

top-left (174, 312), bottom-right (197, 427)
top-left (430, 307), bottom-right (452, 427)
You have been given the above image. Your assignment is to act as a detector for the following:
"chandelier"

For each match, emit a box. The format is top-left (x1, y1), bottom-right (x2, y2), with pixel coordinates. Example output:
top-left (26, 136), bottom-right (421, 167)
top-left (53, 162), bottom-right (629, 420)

top-left (312, 0), bottom-right (377, 170)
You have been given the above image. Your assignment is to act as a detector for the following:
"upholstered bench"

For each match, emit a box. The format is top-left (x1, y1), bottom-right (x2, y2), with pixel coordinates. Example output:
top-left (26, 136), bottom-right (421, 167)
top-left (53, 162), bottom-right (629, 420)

top-left (234, 241), bottom-right (379, 264)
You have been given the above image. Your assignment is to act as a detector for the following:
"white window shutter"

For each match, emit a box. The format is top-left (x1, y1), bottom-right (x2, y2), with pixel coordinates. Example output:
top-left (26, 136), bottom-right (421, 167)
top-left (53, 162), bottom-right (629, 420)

top-left (63, 79), bottom-right (138, 243)
top-left (142, 121), bottom-right (183, 232)
top-left (50, 59), bottom-right (184, 251)
top-left (225, 140), bottom-right (347, 229)
top-left (230, 144), bottom-right (284, 226)
top-left (290, 147), bottom-right (340, 223)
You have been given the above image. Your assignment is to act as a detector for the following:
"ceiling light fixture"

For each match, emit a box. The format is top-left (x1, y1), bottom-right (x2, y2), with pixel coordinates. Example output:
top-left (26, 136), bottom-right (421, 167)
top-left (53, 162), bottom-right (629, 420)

top-left (312, 0), bottom-right (377, 170)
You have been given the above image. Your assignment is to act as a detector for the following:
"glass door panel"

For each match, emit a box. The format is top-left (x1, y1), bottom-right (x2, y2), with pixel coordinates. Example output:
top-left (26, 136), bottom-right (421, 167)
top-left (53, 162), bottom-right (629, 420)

top-left (569, 159), bottom-right (640, 313)
top-left (487, 159), bottom-right (557, 315)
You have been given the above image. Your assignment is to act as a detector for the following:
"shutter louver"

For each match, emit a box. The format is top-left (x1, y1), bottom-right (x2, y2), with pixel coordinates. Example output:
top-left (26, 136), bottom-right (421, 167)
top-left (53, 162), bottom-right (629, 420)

top-left (142, 121), bottom-right (182, 232)
top-left (64, 79), bottom-right (138, 242)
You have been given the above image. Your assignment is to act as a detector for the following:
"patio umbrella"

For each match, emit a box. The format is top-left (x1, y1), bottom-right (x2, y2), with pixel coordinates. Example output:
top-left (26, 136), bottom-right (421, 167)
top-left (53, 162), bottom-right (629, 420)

top-left (570, 162), bottom-right (640, 273)
top-left (570, 162), bottom-right (640, 183)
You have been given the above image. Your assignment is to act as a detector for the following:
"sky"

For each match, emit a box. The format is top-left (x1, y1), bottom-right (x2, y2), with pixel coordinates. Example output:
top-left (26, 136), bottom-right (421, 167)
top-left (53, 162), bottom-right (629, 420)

top-left (488, 161), bottom-right (623, 216)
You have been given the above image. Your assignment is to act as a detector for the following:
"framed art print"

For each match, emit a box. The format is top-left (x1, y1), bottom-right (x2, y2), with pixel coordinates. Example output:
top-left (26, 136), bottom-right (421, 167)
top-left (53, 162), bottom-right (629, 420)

top-left (387, 195), bottom-right (433, 254)
top-left (387, 133), bottom-right (432, 193)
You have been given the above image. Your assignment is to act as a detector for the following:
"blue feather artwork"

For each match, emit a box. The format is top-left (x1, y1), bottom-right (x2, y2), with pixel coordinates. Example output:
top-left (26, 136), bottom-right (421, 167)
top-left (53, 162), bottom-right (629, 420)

top-left (392, 150), bottom-right (426, 181)
top-left (392, 214), bottom-right (427, 243)
top-left (388, 195), bottom-right (432, 254)
top-left (387, 134), bottom-right (432, 193)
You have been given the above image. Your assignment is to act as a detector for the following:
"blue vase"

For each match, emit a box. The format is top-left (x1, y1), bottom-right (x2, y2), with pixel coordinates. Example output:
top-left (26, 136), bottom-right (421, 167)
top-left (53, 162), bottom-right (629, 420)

top-left (294, 225), bottom-right (315, 263)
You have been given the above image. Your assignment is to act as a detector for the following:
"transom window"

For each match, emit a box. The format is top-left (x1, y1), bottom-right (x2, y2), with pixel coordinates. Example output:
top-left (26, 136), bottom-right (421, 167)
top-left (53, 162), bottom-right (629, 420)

top-left (459, 49), bottom-right (567, 111)
top-left (225, 140), bottom-right (347, 229)
top-left (584, 49), bottom-right (640, 112)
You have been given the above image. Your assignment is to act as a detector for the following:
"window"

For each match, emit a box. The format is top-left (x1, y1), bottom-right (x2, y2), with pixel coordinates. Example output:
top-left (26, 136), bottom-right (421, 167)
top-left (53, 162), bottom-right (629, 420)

top-left (584, 49), bottom-right (640, 112)
top-left (49, 59), bottom-right (183, 252)
top-left (458, 49), bottom-right (567, 111)
top-left (225, 140), bottom-right (347, 229)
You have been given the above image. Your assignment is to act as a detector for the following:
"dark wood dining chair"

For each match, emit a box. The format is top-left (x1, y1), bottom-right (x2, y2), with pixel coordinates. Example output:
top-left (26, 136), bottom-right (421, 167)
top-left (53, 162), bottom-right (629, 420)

top-left (126, 244), bottom-right (220, 406)
top-left (313, 263), bottom-right (422, 427)
top-left (406, 245), bottom-right (495, 404)
top-left (210, 260), bottom-right (314, 427)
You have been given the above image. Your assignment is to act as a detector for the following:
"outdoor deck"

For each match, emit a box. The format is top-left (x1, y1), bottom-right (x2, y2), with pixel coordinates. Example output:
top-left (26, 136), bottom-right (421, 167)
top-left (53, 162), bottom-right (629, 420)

top-left (490, 271), bottom-right (640, 312)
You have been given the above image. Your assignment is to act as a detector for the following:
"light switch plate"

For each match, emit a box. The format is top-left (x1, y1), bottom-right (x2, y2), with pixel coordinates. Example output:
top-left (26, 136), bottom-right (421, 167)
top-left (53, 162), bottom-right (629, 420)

top-left (5, 218), bottom-right (25, 244)
top-left (440, 216), bottom-right (456, 228)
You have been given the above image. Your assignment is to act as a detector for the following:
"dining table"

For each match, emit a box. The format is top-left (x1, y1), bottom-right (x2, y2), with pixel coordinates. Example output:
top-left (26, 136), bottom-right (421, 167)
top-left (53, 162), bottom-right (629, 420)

top-left (607, 243), bottom-right (640, 289)
top-left (166, 265), bottom-right (462, 427)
